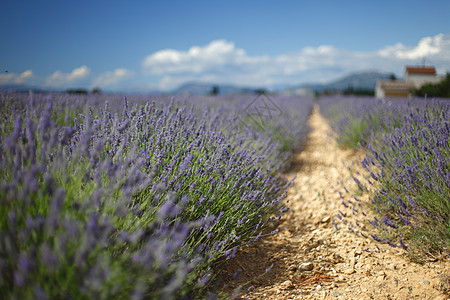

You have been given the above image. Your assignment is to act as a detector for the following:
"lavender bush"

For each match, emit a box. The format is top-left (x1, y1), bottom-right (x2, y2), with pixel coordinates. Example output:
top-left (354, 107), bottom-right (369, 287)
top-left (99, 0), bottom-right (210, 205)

top-left (320, 96), bottom-right (450, 258)
top-left (0, 92), bottom-right (312, 299)
top-left (319, 96), bottom-right (408, 149)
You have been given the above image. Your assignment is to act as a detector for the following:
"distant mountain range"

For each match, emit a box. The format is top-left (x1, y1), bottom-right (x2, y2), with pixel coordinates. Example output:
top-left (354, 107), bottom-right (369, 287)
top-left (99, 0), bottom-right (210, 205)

top-left (299, 71), bottom-right (393, 92)
top-left (0, 70), bottom-right (395, 95)
top-left (171, 71), bottom-right (394, 95)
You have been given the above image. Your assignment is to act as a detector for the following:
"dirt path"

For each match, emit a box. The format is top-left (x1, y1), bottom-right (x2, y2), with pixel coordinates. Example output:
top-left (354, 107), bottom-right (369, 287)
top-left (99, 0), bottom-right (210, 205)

top-left (217, 105), bottom-right (449, 299)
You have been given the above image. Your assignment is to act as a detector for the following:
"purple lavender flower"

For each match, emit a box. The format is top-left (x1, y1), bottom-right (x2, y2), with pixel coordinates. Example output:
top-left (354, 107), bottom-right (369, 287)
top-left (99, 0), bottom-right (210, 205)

top-left (370, 234), bottom-right (384, 243)
top-left (398, 236), bottom-right (408, 250)
top-left (382, 216), bottom-right (398, 229)
top-left (385, 238), bottom-right (397, 248)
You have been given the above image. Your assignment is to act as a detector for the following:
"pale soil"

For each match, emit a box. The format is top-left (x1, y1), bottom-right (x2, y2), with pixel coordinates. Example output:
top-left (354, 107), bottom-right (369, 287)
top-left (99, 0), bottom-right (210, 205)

top-left (216, 105), bottom-right (449, 299)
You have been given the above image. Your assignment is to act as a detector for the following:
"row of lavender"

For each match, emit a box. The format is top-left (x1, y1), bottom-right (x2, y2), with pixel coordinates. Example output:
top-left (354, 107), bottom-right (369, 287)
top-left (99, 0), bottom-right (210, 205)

top-left (319, 96), bottom-right (449, 259)
top-left (0, 92), bottom-right (312, 299)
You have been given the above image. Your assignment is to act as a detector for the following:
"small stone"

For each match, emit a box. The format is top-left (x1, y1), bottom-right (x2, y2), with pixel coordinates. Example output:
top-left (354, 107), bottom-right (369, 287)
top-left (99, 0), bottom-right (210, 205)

top-left (321, 216), bottom-right (330, 223)
top-left (332, 253), bottom-right (343, 263)
top-left (288, 264), bottom-right (297, 272)
top-left (281, 280), bottom-right (294, 289)
top-left (344, 268), bottom-right (355, 275)
top-left (420, 280), bottom-right (430, 284)
top-left (331, 290), bottom-right (341, 297)
top-left (299, 262), bottom-right (314, 271)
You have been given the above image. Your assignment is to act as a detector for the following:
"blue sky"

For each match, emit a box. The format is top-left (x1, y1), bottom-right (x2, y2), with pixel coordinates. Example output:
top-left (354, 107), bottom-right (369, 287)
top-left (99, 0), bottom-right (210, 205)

top-left (1, 0), bottom-right (450, 92)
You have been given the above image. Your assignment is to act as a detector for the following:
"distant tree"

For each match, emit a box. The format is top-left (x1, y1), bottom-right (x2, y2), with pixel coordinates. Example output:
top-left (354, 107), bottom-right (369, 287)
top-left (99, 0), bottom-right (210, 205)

top-left (389, 74), bottom-right (397, 81)
top-left (92, 87), bottom-right (102, 94)
top-left (210, 85), bottom-right (219, 95)
top-left (343, 86), bottom-right (374, 96)
top-left (344, 85), bottom-right (354, 95)
top-left (66, 88), bottom-right (88, 94)
top-left (255, 88), bottom-right (268, 94)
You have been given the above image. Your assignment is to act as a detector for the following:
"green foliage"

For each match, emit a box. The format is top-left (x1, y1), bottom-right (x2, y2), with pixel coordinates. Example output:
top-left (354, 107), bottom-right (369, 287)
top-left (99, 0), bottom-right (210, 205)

top-left (92, 87), bottom-right (102, 94)
top-left (343, 87), bottom-right (375, 96)
top-left (254, 88), bottom-right (268, 95)
top-left (338, 118), bottom-right (369, 148)
top-left (415, 72), bottom-right (450, 98)
top-left (210, 85), bottom-right (219, 95)
top-left (66, 88), bottom-right (89, 94)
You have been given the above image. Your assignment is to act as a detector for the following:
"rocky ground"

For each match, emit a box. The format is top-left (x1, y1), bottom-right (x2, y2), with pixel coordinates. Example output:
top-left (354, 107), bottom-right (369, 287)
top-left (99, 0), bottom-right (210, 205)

top-left (215, 105), bottom-right (449, 299)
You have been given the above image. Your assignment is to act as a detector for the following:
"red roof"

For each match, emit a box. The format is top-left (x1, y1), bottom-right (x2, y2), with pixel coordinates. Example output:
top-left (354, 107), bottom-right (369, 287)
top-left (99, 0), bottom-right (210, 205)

top-left (405, 66), bottom-right (436, 74)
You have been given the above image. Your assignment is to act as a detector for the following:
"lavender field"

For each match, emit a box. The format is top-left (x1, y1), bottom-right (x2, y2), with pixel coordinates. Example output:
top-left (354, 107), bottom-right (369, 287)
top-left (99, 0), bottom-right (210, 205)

top-left (319, 96), bottom-right (450, 260)
top-left (0, 92), bottom-right (312, 299)
top-left (1, 91), bottom-right (448, 299)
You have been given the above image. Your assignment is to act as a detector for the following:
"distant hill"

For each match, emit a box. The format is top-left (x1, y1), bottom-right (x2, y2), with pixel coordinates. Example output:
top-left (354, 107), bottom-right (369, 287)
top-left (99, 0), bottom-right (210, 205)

top-left (172, 71), bottom-right (395, 95)
top-left (301, 71), bottom-right (394, 92)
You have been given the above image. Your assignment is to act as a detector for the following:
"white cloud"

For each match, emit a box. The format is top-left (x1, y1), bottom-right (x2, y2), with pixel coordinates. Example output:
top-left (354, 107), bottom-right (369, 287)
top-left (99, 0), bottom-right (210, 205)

top-left (143, 40), bottom-right (268, 76)
top-left (378, 34), bottom-right (448, 60)
top-left (45, 65), bottom-right (90, 88)
top-left (0, 69), bottom-right (34, 85)
top-left (18, 70), bottom-right (33, 82)
top-left (143, 34), bottom-right (450, 91)
top-left (92, 68), bottom-right (134, 88)
top-left (159, 76), bottom-right (182, 91)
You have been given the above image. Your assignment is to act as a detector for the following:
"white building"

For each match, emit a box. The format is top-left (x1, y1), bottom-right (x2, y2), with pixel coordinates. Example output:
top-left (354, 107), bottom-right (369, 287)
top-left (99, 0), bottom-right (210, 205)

top-left (404, 66), bottom-right (442, 88)
top-left (375, 65), bottom-right (443, 98)
top-left (375, 80), bottom-right (415, 98)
